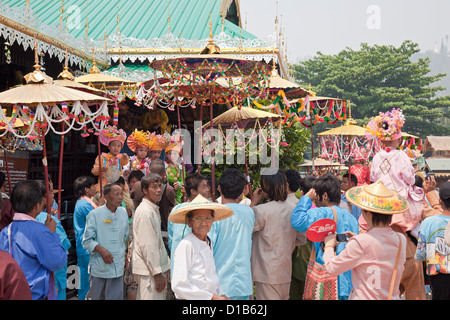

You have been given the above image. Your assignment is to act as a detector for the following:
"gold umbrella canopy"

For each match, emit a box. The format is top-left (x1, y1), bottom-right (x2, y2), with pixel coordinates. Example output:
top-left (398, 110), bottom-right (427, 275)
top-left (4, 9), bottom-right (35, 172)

top-left (318, 118), bottom-right (366, 137)
top-left (54, 62), bottom-right (113, 97)
top-left (202, 106), bottom-right (282, 129)
top-left (300, 157), bottom-right (349, 170)
top-left (150, 54), bottom-right (269, 79)
top-left (0, 81), bottom-right (110, 106)
top-left (0, 62), bottom-right (110, 106)
top-left (75, 61), bottom-right (133, 87)
top-left (266, 66), bottom-right (308, 99)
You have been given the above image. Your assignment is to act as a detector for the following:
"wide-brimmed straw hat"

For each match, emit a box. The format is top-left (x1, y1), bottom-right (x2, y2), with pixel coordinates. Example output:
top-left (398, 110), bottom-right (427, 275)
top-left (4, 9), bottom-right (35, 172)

top-left (168, 194), bottom-right (234, 224)
top-left (345, 180), bottom-right (409, 215)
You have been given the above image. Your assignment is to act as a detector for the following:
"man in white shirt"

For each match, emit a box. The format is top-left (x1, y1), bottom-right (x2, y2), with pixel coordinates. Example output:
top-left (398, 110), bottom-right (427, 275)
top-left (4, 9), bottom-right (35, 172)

top-left (132, 173), bottom-right (170, 300)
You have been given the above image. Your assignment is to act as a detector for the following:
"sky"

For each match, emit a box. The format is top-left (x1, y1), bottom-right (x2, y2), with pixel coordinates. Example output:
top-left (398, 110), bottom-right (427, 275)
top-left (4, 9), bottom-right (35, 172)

top-left (239, 0), bottom-right (450, 62)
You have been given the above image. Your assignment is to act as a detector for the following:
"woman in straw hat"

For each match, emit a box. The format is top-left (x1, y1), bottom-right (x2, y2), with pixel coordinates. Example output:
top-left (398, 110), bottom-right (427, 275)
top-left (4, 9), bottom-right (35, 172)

top-left (322, 181), bottom-right (408, 300)
top-left (169, 194), bottom-right (233, 300)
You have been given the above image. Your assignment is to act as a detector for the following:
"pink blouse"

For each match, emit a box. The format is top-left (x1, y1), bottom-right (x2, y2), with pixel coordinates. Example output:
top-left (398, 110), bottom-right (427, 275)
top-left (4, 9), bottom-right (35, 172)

top-left (323, 227), bottom-right (406, 300)
top-left (369, 149), bottom-right (424, 232)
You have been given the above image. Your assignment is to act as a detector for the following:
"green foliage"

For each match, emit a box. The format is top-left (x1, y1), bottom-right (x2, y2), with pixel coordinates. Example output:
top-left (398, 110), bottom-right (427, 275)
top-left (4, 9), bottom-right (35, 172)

top-left (293, 41), bottom-right (450, 138)
top-left (198, 108), bottom-right (311, 195)
top-left (278, 122), bottom-right (311, 170)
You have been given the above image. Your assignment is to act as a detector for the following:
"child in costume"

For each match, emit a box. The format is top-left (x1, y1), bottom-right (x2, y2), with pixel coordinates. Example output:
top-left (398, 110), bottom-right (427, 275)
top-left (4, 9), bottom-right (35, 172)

top-left (165, 138), bottom-right (184, 204)
top-left (148, 132), bottom-right (170, 165)
top-left (365, 108), bottom-right (424, 233)
top-left (365, 108), bottom-right (426, 300)
top-left (123, 129), bottom-right (152, 179)
top-left (91, 125), bottom-right (133, 215)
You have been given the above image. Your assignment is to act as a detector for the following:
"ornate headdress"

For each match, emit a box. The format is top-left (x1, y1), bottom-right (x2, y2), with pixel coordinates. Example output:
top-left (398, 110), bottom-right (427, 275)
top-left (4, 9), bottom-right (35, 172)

top-left (148, 132), bottom-right (170, 151)
top-left (165, 133), bottom-right (184, 154)
top-left (127, 129), bottom-right (151, 152)
top-left (98, 125), bottom-right (126, 146)
top-left (365, 108), bottom-right (405, 142)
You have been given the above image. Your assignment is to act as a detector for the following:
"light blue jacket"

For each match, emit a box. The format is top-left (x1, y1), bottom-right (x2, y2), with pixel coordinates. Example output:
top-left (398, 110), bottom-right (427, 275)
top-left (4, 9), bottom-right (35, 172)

top-left (82, 205), bottom-right (129, 278)
top-left (212, 203), bottom-right (255, 298)
top-left (36, 212), bottom-right (71, 253)
top-left (73, 198), bottom-right (95, 257)
top-left (291, 196), bottom-right (359, 298)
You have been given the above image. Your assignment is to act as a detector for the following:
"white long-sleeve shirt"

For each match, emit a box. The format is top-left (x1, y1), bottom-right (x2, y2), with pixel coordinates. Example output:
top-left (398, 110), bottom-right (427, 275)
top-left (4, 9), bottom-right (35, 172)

top-left (171, 232), bottom-right (224, 300)
top-left (132, 199), bottom-right (170, 276)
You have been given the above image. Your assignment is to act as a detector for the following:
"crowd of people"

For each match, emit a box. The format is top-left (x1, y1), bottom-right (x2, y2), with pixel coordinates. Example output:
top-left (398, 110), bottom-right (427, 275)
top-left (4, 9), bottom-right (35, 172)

top-left (1, 108), bottom-right (450, 301)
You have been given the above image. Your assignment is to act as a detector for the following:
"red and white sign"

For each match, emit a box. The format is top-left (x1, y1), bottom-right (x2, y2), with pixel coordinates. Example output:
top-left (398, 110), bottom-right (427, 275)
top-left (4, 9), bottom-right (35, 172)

top-left (306, 219), bottom-right (337, 242)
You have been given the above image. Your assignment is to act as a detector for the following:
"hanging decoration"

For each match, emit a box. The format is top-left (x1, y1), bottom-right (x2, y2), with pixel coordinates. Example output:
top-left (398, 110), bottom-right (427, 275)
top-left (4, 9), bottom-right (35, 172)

top-left (199, 117), bottom-right (286, 160)
top-left (253, 91), bottom-right (347, 128)
top-left (0, 101), bottom-right (110, 141)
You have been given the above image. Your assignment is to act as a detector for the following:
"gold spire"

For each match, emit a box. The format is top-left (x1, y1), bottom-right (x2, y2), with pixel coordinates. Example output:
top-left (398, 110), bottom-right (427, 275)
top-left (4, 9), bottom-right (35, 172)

top-left (58, 49), bottom-right (75, 80)
top-left (33, 38), bottom-right (41, 72)
top-left (344, 101), bottom-right (357, 125)
top-left (116, 6), bottom-right (122, 64)
top-left (88, 46), bottom-right (100, 74)
top-left (24, 38), bottom-right (49, 84)
top-left (167, 0), bottom-right (171, 34)
top-left (84, 1), bottom-right (89, 49)
top-left (200, 13), bottom-right (220, 54)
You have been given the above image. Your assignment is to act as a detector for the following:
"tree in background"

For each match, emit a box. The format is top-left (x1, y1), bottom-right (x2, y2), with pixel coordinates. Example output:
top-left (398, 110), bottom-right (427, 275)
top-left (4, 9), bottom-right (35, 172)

top-left (292, 40), bottom-right (450, 138)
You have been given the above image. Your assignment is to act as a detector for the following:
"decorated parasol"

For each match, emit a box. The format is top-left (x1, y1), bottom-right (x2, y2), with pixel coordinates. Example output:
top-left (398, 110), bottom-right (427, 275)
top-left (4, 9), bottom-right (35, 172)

top-left (75, 60), bottom-right (133, 89)
top-left (0, 113), bottom-right (25, 196)
top-left (265, 65), bottom-right (309, 100)
top-left (299, 157), bottom-right (348, 176)
top-left (202, 106), bottom-right (283, 198)
top-left (318, 106), bottom-right (377, 161)
top-left (54, 50), bottom-right (105, 95)
top-left (0, 40), bottom-right (110, 216)
top-left (148, 18), bottom-right (271, 200)
top-left (53, 53), bottom-right (115, 215)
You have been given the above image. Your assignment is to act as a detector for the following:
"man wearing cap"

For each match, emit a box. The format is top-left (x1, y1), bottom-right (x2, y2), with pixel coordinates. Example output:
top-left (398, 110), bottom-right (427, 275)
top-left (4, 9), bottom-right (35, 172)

top-left (169, 194), bottom-right (233, 300)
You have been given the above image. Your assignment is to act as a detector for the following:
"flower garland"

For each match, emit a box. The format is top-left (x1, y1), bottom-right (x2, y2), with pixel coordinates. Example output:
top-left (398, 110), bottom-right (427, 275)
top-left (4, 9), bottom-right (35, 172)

top-left (0, 101), bottom-right (110, 140)
top-left (136, 57), bottom-right (270, 111)
top-left (200, 118), bottom-right (287, 159)
top-left (130, 155), bottom-right (150, 172)
top-left (101, 152), bottom-right (123, 167)
top-left (253, 91), bottom-right (347, 128)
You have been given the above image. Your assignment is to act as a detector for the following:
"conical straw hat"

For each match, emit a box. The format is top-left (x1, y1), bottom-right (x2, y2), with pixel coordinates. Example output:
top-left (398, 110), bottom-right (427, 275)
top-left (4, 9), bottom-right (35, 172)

top-left (345, 180), bottom-right (409, 215)
top-left (168, 194), bottom-right (234, 224)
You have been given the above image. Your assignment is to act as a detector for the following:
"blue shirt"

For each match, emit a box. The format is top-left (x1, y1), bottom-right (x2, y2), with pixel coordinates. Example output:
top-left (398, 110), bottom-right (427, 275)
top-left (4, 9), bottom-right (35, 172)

top-left (73, 198), bottom-right (95, 256)
top-left (212, 203), bottom-right (255, 298)
top-left (341, 193), bottom-right (362, 221)
top-left (82, 205), bottom-right (129, 278)
top-left (36, 212), bottom-right (71, 253)
top-left (291, 196), bottom-right (359, 298)
top-left (415, 215), bottom-right (450, 276)
top-left (0, 219), bottom-right (67, 300)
